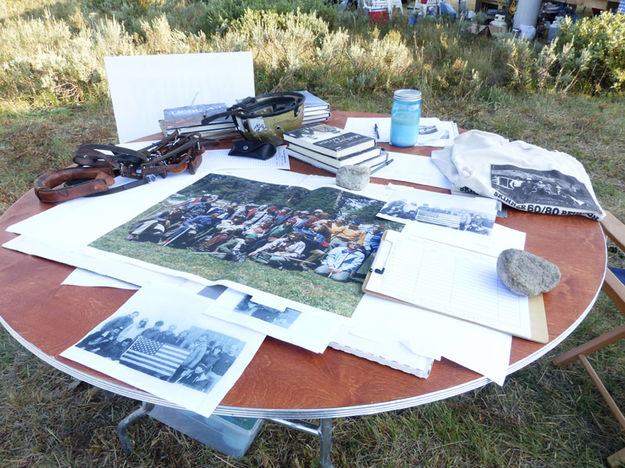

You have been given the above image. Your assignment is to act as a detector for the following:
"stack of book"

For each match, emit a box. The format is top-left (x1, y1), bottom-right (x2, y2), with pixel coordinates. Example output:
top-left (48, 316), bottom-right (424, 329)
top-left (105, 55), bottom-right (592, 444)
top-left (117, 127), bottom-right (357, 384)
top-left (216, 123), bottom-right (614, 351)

top-left (158, 91), bottom-right (329, 138)
top-left (283, 124), bottom-right (390, 175)
top-left (299, 90), bottom-right (331, 125)
top-left (158, 103), bottom-right (239, 138)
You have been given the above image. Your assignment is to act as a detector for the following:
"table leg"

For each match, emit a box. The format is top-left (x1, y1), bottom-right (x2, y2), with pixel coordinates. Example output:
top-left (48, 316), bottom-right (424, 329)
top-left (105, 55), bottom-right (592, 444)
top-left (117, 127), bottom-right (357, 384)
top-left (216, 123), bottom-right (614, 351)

top-left (319, 418), bottom-right (333, 468)
top-left (117, 401), bottom-right (154, 455)
top-left (266, 417), bottom-right (335, 468)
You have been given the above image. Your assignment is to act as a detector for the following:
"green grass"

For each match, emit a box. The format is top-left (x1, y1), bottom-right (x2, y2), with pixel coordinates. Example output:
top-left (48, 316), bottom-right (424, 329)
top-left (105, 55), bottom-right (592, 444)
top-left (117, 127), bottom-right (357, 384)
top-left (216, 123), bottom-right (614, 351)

top-left (0, 100), bottom-right (117, 213)
top-left (1, 0), bottom-right (625, 466)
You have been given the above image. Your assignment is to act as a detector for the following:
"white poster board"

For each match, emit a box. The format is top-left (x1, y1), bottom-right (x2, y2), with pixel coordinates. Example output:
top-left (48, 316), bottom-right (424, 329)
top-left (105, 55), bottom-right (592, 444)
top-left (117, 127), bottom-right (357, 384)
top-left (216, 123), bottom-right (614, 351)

top-left (105, 52), bottom-right (255, 143)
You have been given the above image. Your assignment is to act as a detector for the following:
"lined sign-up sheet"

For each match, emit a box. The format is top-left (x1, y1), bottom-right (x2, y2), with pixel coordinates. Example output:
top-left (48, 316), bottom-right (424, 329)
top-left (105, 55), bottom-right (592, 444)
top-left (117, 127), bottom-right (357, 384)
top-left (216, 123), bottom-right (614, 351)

top-left (365, 230), bottom-right (532, 339)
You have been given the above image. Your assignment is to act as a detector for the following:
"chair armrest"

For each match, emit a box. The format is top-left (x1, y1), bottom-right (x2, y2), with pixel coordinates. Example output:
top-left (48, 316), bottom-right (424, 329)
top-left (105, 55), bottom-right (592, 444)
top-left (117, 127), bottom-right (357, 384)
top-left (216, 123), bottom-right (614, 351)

top-left (601, 211), bottom-right (625, 253)
top-left (603, 268), bottom-right (625, 317)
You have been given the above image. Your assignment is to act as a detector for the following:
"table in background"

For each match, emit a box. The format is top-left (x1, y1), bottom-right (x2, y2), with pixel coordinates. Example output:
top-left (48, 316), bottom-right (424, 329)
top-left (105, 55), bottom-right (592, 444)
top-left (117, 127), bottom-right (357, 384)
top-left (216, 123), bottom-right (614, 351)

top-left (0, 111), bottom-right (607, 467)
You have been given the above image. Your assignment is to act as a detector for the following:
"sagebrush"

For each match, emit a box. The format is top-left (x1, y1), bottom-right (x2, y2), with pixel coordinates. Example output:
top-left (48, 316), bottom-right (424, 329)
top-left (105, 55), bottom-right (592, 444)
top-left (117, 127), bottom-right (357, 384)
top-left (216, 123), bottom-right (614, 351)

top-left (2, 3), bottom-right (624, 110)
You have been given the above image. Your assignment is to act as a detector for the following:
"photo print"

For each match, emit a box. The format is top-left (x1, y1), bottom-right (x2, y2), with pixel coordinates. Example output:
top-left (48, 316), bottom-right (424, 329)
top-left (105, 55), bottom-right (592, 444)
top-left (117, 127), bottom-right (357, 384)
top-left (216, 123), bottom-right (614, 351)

top-left (61, 283), bottom-right (265, 418)
top-left (378, 186), bottom-right (498, 236)
top-left (202, 287), bottom-right (343, 354)
top-left (490, 164), bottom-right (603, 214)
top-left (233, 294), bottom-right (301, 329)
top-left (416, 118), bottom-right (458, 147)
top-left (90, 173), bottom-right (400, 317)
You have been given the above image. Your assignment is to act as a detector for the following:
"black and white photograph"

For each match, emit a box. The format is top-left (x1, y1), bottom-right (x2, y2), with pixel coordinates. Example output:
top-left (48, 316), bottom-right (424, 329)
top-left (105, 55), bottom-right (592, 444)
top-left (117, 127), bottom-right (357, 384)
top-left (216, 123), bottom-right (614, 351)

top-left (416, 118), bottom-right (458, 146)
top-left (61, 283), bottom-right (265, 418)
top-left (205, 288), bottom-right (343, 353)
top-left (490, 164), bottom-right (603, 213)
top-left (377, 187), bottom-right (498, 236)
top-left (234, 294), bottom-right (301, 329)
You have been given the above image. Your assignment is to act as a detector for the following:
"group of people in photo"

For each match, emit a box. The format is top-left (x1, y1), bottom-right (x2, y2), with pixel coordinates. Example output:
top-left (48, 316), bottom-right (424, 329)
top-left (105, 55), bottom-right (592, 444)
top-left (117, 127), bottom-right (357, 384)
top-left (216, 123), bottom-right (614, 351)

top-left (76, 310), bottom-right (241, 393)
top-left (126, 194), bottom-right (385, 282)
top-left (490, 166), bottom-right (599, 210)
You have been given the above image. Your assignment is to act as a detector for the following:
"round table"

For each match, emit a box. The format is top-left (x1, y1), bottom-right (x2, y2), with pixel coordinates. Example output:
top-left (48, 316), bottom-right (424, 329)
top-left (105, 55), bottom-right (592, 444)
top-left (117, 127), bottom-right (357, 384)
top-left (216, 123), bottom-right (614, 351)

top-left (0, 111), bottom-right (607, 463)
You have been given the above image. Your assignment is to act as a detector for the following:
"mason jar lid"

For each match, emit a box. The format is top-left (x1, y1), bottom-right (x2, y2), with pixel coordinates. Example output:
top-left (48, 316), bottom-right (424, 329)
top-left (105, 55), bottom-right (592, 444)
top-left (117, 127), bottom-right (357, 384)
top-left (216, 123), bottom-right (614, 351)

top-left (393, 89), bottom-right (422, 102)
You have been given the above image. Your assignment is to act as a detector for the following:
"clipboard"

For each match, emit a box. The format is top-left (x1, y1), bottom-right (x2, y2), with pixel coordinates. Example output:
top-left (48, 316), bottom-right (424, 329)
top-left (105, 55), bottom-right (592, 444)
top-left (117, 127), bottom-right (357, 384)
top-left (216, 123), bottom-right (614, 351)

top-left (362, 230), bottom-right (549, 344)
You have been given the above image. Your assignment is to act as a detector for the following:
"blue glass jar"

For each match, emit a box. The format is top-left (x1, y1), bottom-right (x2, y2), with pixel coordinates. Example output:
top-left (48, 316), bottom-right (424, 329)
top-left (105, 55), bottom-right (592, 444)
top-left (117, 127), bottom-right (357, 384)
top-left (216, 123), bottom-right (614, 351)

top-left (390, 89), bottom-right (422, 147)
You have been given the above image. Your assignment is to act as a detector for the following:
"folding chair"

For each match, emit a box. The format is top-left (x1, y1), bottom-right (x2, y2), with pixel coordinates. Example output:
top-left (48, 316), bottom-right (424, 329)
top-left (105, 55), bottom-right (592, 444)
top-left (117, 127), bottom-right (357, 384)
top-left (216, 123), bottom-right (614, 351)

top-left (408, 0), bottom-right (441, 17)
top-left (553, 210), bottom-right (625, 467)
top-left (360, 0), bottom-right (404, 17)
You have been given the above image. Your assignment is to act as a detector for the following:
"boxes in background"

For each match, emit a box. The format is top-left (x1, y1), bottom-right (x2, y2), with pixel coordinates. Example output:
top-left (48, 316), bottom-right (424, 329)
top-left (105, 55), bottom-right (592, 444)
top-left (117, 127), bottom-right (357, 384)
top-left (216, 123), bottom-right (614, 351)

top-left (369, 8), bottom-right (389, 23)
top-left (149, 405), bottom-right (264, 458)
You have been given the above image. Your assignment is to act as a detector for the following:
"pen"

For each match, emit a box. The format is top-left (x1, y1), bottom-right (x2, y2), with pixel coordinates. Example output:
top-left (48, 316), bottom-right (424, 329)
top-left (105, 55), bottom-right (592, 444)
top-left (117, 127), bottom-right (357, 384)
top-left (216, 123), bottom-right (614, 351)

top-left (371, 239), bottom-right (392, 273)
top-left (370, 158), bottom-right (394, 175)
top-left (373, 123), bottom-right (380, 140)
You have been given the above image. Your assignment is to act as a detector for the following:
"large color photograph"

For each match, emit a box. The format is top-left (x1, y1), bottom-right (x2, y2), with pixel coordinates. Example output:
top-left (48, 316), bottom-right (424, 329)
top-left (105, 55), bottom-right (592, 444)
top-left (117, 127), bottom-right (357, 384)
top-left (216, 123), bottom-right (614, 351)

top-left (91, 174), bottom-right (400, 316)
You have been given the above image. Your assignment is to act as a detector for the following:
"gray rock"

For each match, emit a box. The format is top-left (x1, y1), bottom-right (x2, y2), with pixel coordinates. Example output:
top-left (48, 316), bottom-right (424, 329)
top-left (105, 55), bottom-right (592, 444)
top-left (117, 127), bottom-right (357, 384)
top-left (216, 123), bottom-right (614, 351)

top-left (496, 248), bottom-right (561, 296)
top-left (336, 165), bottom-right (369, 191)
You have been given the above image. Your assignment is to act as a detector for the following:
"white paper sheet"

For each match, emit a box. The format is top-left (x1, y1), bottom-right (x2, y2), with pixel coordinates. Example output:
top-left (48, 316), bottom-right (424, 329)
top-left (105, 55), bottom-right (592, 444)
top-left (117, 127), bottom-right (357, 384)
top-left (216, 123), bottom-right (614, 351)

top-left (343, 117), bottom-right (391, 142)
top-left (60, 283), bottom-right (265, 418)
top-left (330, 320), bottom-right (434, 379)
top-left (341, 294), bottom-right (512, 385)
top-left (62, 268), bottom-right (139, 289)
top-left (371, 151), bottom-right (452, 189)
top-left (105, 53), bottom-right (255, 143)
top-left (201, 147), bottom-right (290, 171)
top-left (344, 117), bottom-right (458, 147)
top-left (123, 143), bottom-right (290, 171)
top-left (416, 118), bottom-right (459, 147)
top-left (402, 222), bottom-right (526, 257)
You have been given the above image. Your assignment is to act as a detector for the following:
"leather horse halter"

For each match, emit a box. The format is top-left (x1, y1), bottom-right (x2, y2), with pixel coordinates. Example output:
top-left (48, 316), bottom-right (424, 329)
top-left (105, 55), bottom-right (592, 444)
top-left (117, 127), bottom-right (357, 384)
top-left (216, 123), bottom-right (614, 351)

top-left (34, 132), bottom-right (216, 203)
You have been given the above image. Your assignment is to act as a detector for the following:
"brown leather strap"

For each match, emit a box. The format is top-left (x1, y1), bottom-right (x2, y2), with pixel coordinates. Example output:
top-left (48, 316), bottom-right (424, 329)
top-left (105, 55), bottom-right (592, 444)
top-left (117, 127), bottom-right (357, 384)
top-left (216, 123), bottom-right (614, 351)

top-left (33, 133), bottom-right (215, 204)
top-left (34, 166), bottom-right (116, 204)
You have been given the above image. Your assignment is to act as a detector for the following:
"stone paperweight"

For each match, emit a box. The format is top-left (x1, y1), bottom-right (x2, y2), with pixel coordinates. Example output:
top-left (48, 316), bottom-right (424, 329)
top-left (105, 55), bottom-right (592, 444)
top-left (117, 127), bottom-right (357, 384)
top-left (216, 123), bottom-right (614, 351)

top-left (497, 248), bottom-right (561, 297)
top-left (336, 165), bottom-right (369, 191)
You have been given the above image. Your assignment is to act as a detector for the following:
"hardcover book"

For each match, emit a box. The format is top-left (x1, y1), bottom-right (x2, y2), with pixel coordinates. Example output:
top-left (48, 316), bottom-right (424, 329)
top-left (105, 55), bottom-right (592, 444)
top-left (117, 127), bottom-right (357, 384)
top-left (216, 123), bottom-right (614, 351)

top-left (283, 124), bottom-right (375, 158)
top-left (163, 103), bottom-right (227, 121)
top-left (302, 112), bottom-right (331, 126)
top-left (302, 108), bottom-right (331, 118)
top-left (298, 90), bottom-right (330, 112)
top-left (159, 119), bottom-right (236, 136)
top-left (160, 103), bottom-right (232, 132)
top-left (167, 128), bottom-right (240, 139)
top-left (287, 147), bottom-right (389, 174)
top-left (287, 142), bottom-right (382, 167)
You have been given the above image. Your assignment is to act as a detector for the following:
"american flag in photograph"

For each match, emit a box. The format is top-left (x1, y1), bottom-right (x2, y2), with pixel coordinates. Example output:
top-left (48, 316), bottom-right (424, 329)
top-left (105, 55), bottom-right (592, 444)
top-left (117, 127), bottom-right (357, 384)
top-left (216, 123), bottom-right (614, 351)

top-left (119, 336), bottom-right (190, 378)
